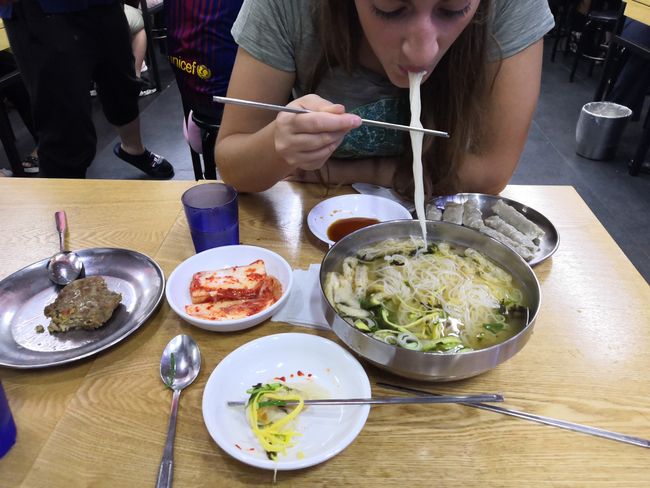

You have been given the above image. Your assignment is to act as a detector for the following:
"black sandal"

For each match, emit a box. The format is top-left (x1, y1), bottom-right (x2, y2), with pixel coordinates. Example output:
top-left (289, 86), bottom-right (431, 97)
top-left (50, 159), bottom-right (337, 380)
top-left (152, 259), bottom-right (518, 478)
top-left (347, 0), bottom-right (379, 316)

top-left (113, 143), bottom-right (174, 180)
top-left (21, 155), bottom-right (39, 174)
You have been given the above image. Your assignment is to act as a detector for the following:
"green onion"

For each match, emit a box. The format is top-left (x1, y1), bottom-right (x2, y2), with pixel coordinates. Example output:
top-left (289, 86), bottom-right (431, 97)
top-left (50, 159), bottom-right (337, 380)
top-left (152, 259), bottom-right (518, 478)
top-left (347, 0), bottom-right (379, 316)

top-left (397, 332), bottom-right (421, 350)
top-left (257, 400), bottom-right (288, 408)
top-left (483, 323), bottom-right (505, 334)
top-left (164, 352), bottom-right (176, 389)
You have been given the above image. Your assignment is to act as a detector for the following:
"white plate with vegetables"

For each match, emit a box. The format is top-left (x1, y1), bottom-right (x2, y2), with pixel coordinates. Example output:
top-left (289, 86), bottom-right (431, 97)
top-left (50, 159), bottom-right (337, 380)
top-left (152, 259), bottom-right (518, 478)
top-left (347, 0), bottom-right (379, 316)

top-left (202, 333), bottom-right (371, 470)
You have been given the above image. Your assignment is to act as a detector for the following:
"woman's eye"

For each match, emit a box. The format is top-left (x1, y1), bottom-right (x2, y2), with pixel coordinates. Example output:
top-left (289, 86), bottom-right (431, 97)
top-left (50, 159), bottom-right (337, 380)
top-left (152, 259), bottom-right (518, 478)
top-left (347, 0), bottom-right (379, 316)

top-left (371, 5), bottom-right (406, 20)
top-left (438, 3), bottom-right (472, 19)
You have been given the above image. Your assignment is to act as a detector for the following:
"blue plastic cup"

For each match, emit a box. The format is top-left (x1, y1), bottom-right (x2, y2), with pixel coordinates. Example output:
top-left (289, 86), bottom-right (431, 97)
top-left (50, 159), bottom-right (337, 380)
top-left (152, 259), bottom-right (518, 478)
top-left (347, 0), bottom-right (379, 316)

top-left (0, 381), bottom-right (17, 459)
top-left (182, 183), bottom-right (239, 253)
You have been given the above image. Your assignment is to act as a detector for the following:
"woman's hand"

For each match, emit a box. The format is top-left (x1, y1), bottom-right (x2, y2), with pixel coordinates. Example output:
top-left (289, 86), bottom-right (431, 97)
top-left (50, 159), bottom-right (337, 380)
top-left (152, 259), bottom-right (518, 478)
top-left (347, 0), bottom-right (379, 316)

top-left (216, 50), bottom-right (363, 192)
top-left (274, 94), bottom-right (362, 171)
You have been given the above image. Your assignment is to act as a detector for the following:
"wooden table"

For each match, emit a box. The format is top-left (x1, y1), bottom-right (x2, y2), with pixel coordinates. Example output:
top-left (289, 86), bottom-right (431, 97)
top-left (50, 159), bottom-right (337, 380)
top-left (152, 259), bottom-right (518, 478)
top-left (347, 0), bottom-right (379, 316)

top-left (0, 20), bottom-right (9, 52)
top-left (625, 0), bottom-right (650, 27)
top-left (1, 179), bottom-right (649, 487)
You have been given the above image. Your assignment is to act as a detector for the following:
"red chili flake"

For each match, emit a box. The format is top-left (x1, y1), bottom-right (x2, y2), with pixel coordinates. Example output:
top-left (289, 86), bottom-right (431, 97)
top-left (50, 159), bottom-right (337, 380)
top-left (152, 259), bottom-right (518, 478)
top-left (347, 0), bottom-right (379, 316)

top-left (290, 374), bottom-right (294, 378)
top-left (235, 444), bottom-right (242, 450)
top-left (274, 376), bottom-right (286, 382)
top-left (297, 370), bottom-right (304, 377)
top-left (248, 448), bottom-right (256, 452)
top-left (307, 373), bottom-right (312, 378)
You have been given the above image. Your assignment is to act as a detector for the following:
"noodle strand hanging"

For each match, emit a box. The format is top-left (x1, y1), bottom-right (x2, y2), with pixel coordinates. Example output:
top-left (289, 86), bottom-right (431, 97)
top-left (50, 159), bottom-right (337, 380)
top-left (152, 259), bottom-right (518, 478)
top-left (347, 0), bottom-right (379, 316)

top-left (408, 71), bottom-right (427, 246)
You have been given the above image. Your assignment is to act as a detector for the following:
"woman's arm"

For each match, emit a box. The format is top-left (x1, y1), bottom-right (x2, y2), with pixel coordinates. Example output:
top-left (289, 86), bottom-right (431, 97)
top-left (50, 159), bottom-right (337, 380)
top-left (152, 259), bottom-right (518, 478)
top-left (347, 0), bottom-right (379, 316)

top-left (287, 157), bottom-right (398, 187)
top-left (457, 39), bottom-right (544, 195)
top-left (215, 48), bottom-right (361, 192)
top-left (287, 40), bottom-right (545, 194)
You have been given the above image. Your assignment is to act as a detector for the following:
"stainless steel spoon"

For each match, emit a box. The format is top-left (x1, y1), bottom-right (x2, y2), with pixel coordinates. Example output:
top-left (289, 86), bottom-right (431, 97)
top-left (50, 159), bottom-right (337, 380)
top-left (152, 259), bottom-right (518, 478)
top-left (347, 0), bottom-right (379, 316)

top-left (46, 211), bottom-right (84, 285)
top-left (157, 335), bottom-right (201, 488)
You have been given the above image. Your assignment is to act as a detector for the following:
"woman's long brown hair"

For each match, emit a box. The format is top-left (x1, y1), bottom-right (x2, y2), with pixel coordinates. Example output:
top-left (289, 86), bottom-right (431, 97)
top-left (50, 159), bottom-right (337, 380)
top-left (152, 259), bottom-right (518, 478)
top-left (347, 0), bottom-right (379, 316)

top-left (309, 0), bottom-right (494, 198)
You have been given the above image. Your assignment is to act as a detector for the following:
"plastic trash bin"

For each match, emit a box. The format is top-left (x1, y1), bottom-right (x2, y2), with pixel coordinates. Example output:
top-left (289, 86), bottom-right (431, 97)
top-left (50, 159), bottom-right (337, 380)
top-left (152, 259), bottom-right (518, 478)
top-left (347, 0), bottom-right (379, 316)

top-left (575, 101), bottom-right (632, 160)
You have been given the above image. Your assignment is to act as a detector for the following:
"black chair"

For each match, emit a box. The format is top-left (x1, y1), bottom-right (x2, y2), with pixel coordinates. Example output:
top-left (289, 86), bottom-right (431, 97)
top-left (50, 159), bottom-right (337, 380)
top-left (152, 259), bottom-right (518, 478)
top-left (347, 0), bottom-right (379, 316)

top-left (140, 0), bottom-right (165, 92)
top-left (189, 112), bottom-right (218, 181)
top-left (0, 70), bottom-right (25, 176)
top-left (569, 8), bottom-right (619, 82)
top-left (549, 0), bottom-right (582, 62)
top-left (170, 73), bottom-right (223, 181)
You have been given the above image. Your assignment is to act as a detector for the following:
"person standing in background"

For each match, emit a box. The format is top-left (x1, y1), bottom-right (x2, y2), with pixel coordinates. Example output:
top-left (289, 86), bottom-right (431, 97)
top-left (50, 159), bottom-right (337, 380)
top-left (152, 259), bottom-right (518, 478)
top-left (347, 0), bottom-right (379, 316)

top-left (123, 3), bottom-right (157, 96)
top-left (0, 0), bottom-right (175, 179)
top-left (165, 0), bottom-right (244, 124)
top-left (0, 50), bottom-right (39, 174)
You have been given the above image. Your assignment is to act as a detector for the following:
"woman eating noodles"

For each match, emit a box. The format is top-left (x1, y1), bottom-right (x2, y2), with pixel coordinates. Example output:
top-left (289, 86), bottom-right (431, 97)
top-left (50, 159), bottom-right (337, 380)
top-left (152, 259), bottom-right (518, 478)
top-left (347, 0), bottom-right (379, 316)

top-left (215, 0), bottom-right (554, 198)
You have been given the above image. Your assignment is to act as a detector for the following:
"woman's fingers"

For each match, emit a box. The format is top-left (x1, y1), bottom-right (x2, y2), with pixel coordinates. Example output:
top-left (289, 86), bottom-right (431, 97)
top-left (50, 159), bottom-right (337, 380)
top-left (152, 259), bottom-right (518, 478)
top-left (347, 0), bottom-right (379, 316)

top-left (286, 95), bottom-right (361, 132)
top-left (276, 128), bottom-right (347, 156)
top-left (277, 110), bottom-right (359, 134)
top-left (275, 94), bottom-right (361, 171)
top-left (277, 132), bottom-right (348, 167)
top-left (290, 145), bottom-right (344, 171)
top-left (289, 94), bottom-right (346, 113)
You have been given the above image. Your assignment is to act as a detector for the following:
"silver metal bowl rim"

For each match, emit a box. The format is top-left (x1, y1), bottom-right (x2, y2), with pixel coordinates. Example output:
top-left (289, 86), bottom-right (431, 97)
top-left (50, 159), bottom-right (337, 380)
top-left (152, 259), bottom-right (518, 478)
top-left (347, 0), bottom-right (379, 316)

top-left (319, 220), bottom-right (541, 360)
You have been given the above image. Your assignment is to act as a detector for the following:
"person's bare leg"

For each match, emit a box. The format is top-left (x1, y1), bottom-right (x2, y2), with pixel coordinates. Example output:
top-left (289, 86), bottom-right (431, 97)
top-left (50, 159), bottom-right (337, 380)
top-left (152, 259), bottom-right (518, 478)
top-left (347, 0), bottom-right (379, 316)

top-left (132, 29), bottom-right (147, 78)
top-left (116, 117), bottom-right (145, 155)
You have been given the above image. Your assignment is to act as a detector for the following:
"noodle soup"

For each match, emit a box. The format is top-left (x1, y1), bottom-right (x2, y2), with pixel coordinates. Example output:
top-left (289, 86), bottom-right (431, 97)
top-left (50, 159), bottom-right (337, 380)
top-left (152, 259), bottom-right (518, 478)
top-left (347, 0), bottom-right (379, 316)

top-left (324, 237), bottom-right (528, 353)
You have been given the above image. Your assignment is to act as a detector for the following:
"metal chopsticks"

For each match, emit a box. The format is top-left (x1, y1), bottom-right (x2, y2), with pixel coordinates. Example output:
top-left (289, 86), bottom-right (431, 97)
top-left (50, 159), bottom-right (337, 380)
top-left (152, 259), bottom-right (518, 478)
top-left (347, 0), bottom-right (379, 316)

top-left (213, 96), bottom-right (450, 138)
top-left (377, 382), bottom-right (650, 449)
top-left (227, 393), bottom-right (503, 407)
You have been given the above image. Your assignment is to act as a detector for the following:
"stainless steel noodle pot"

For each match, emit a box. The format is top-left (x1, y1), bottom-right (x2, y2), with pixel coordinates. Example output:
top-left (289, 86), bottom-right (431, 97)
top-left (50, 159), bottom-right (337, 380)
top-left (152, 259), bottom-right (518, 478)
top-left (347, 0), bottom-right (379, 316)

top-left (319, 220), bottom-right (541, 381)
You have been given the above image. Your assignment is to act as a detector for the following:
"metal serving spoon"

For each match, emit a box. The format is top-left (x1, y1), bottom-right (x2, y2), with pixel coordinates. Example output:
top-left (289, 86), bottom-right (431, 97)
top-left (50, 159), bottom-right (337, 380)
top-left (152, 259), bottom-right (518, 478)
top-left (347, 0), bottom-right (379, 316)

top-left (47, 211), bottom-right (84, 286)
top-left (157, 335), bottom-right (201, 488)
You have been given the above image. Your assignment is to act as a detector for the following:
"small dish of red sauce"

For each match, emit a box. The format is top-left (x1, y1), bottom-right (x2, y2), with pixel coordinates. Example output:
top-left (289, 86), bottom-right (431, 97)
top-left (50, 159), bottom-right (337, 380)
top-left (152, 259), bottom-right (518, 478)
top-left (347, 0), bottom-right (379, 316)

top-left (326, 217), bottom-right (380, 243)
top-left (307, 194), bottom-right (413, 246)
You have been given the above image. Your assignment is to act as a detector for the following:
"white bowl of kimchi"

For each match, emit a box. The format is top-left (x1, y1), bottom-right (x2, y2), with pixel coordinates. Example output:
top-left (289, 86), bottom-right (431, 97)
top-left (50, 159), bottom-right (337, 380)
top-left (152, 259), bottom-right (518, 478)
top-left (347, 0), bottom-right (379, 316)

top-left (166, 245), bottom-right (293, 331)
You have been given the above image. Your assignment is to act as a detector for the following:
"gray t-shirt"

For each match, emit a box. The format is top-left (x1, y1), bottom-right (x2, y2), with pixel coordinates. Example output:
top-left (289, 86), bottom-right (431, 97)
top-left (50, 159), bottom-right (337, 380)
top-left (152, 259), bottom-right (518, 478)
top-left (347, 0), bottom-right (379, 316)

top-left (232, 0), bottom-right (554, 158)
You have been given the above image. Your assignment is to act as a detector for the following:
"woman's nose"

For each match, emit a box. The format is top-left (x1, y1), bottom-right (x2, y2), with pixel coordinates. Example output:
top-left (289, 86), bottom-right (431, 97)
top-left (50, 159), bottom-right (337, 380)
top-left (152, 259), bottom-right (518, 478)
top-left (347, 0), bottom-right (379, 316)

top-left (401, 20), bottom-right (440, 68)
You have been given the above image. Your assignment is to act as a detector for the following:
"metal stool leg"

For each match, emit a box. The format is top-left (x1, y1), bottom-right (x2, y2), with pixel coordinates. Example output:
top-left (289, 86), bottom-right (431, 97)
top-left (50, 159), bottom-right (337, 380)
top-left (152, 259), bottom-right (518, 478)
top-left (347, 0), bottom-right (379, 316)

top-left (570, 19), bottom-right (593, 82)
top-left (629, 122), bottom-right (650, 176)
top-left (189, 146), bottom-right (203, 181)
top-left (551, 1), bottom-right (577, 62)
top-left (201, 128), bottom-right (218, 180)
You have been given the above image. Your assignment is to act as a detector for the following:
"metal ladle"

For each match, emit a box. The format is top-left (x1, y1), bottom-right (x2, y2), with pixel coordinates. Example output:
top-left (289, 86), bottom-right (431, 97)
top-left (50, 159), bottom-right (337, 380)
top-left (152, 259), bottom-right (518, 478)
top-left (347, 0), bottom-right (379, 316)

top-left (47, 211), bottom-right (84, 286)
top-left (157, 335), bottom-right (202, 488)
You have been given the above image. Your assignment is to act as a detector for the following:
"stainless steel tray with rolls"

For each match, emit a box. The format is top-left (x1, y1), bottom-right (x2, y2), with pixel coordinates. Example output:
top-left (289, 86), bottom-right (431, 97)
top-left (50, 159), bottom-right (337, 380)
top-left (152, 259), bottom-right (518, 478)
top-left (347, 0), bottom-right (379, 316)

top-left (431, 193), bottom-right (559, 266)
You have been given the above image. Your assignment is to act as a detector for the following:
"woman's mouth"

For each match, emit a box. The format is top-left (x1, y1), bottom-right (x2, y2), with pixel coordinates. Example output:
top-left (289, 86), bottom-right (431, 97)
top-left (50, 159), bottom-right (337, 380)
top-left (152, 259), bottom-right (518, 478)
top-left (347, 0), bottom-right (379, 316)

top-left (399, 66), bottom-right (429, 75)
